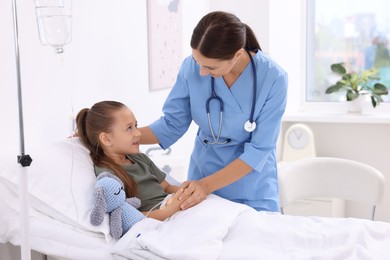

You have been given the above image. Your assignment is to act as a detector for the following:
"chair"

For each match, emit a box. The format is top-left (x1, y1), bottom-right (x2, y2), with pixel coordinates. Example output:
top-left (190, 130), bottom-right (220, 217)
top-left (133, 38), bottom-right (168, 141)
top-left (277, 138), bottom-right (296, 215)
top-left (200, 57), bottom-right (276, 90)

top-left (278, 157), bottom-right (385, 220)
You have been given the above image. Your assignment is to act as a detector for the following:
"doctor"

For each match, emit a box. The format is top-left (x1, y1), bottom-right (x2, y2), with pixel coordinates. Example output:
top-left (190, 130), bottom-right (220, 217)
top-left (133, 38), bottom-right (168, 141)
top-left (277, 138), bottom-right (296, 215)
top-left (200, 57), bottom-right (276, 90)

top-left (140, 11), bottom-right (288, 212)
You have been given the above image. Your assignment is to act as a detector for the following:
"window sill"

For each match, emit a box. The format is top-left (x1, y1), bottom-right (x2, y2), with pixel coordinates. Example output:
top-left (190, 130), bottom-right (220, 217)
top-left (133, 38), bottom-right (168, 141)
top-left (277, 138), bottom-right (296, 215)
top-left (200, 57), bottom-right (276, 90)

top-left (283, 111), bottom-right (390, 124)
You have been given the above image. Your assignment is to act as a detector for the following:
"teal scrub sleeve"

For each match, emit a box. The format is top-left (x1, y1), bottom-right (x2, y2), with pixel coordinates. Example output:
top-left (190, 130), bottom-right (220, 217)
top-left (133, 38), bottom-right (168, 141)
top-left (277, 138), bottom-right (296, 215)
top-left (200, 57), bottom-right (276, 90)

top-left (239, 72), bottom-right (288, 172)
top-left (149, 59), bottom-right (193, 150)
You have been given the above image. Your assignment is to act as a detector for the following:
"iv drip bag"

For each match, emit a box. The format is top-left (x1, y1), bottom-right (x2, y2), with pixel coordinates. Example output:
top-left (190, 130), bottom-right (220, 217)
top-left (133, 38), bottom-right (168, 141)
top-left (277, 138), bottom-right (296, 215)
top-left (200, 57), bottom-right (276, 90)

top-left (35, 0), bottom-right (72, 54)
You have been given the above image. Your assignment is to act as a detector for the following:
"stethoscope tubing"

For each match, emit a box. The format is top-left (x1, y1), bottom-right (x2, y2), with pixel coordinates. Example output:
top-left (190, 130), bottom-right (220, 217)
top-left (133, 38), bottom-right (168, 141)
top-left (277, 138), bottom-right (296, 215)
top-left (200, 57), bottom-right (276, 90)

top-left (247, 48), bottom-right (257, 124)
top-left (206, 111), bottom-right (229, 144)
top-left (205, 48), bottom-right (257, 144)
top-left (206, 89), bottom-right (223, 113)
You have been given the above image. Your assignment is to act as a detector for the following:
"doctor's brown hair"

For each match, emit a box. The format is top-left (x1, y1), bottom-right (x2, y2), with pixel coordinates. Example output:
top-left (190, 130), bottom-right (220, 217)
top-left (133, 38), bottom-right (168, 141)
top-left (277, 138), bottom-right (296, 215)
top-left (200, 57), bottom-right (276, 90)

top-left (190, 11), bottom-right (261, 60)
top-left (76, 101), bottom-right (138, 197)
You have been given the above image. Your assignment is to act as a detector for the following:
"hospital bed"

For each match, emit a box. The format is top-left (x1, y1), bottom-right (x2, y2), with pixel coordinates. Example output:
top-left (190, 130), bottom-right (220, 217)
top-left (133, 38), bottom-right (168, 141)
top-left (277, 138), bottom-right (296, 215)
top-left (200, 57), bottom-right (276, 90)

top-left (1, 137), bottom-right (390, 259)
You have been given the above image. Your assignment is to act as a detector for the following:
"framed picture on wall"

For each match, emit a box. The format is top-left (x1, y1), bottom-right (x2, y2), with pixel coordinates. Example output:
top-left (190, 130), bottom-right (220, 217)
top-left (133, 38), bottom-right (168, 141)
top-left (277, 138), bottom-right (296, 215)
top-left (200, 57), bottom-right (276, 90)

top-left (147, 0), bottom-right (183, 91)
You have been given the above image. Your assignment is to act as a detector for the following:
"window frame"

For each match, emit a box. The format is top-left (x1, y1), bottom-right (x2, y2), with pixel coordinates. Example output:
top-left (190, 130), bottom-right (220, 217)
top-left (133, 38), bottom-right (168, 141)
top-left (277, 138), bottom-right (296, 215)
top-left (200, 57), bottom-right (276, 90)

top-left (302, 0), bottom-right (390, 114)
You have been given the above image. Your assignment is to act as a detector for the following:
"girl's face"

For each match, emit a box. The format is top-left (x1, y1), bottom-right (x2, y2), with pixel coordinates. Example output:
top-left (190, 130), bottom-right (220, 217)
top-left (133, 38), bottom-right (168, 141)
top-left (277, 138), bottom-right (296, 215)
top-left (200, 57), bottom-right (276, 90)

top-left (105, 107), bottom-right (141, 156)
top-left (192, 49), bottom-right (238, 78)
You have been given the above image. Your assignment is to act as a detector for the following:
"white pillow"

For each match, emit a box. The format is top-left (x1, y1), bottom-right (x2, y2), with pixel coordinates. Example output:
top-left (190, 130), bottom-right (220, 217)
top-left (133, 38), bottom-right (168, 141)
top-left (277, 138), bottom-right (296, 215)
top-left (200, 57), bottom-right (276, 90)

top-left (0, 137), bottom-right (111, 240)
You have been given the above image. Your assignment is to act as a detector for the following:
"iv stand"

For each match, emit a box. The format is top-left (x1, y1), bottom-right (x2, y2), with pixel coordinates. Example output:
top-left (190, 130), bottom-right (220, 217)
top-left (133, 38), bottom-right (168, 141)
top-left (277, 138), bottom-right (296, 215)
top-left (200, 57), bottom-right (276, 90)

top-left (11, 0), bottom-right (33, 259)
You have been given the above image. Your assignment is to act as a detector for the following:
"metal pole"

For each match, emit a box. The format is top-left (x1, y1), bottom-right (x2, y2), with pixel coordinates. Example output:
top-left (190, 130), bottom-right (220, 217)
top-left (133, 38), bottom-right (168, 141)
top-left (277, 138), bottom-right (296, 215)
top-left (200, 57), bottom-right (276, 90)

top-left (11, 0), bottom-right (33, 259)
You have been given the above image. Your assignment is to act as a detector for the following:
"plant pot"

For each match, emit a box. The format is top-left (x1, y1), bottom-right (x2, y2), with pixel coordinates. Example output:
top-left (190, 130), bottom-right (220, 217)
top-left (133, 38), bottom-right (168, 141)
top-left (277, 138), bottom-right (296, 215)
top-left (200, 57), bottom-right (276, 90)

top-left (347, 95), bottom-right (366, 113)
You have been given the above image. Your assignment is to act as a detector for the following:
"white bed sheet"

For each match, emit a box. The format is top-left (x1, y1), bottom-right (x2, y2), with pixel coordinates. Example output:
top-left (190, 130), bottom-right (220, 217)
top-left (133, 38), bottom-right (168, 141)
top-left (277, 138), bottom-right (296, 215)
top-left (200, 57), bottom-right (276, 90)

top-left (2, 180), bottom-right (390, 260)
top-left (113, 195), bottom-right (390, 260)
top-left (2, 138), bottom-right (390, 260)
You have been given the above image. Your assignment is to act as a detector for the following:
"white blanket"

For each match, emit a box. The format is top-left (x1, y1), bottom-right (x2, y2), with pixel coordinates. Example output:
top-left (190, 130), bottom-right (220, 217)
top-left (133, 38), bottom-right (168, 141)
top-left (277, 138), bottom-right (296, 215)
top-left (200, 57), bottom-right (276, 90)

top-left (112, 195), bottom-right (390, 260)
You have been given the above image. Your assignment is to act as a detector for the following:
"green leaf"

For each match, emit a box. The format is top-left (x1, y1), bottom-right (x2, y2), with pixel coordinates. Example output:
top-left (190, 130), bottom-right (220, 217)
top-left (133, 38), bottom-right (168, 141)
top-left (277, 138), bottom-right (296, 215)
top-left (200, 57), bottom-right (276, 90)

top-left (331, 63), bottom-right (347, 75)
top-left (346, 91), bottom-right (359, 101)
top-left (326, 82), bottom-right (345, 94)
top-left (336, 81), bottom-right (346, 87)
top-left (372, 94), bottom-right (383, 103)
top-left (325, 85), bottom-right (338, 94)
top-left (371, 96), bottom-right (377, 108)
top-left (373, 83), bottom-right (389, 95)
top-left (361, 68), bottom-right (379, 80)
top-left (341, 74), bottom-right (352, 81)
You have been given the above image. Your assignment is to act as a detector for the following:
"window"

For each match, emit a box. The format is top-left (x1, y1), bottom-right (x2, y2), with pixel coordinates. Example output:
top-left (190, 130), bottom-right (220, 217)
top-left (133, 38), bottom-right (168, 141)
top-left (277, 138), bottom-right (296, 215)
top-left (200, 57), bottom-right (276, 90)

top-left (306, 0), bottom-right (390, 103)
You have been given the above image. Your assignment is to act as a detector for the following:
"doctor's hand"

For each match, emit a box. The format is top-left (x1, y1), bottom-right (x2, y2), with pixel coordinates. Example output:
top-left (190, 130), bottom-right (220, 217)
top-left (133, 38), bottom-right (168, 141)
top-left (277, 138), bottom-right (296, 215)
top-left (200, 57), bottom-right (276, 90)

top-left (178, 180), bottom-right (210, 210)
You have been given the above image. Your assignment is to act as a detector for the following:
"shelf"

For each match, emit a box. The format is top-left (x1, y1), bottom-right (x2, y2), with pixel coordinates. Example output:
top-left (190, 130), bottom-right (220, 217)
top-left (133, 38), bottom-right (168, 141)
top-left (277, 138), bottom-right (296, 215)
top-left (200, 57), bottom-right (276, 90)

top-left (282, 112), bottom-right (390, 124)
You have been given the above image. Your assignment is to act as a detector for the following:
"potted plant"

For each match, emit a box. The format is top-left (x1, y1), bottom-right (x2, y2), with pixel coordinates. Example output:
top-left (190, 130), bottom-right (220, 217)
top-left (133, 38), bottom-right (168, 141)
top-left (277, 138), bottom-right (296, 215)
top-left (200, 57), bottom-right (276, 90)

top-left (325, 63), bottom-right (389, 108)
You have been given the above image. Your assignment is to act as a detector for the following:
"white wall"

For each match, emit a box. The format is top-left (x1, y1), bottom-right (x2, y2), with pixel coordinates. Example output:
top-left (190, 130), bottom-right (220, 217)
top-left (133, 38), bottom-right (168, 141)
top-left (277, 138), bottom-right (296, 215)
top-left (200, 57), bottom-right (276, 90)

top-left (269, 0), bottom-right (306, 112)
top-left (0, 0), bottom-right (210, 168)
top-left (0, 0), bottom-right (272, 178)
top-left (210, 0), bottom-right (270, 53)
top-left (2, 0), bottom-right (152, 156)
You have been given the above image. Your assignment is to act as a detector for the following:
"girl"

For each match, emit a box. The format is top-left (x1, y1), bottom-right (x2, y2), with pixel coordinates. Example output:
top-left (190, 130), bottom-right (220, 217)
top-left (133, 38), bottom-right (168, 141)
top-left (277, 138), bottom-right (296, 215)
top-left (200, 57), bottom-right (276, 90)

top-left (76, 100), bottom-right (188, 220)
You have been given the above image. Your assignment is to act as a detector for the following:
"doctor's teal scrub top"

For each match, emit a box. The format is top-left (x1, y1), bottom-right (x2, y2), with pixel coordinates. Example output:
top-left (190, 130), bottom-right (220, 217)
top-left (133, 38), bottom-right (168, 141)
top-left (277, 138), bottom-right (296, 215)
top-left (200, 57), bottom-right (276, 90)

top-left (149, 51), bottom-right (288, 212)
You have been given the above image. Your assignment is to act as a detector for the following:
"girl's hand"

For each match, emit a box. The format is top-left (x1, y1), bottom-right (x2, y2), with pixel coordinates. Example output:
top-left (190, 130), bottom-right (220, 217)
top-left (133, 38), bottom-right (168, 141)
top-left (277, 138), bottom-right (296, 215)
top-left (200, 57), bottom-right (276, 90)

top-left (160, 188), bottom-right (186, 211)
top-left (145, 189), bottom-right (190, 221)
top-left (178, 180), bottom-right (209, 210)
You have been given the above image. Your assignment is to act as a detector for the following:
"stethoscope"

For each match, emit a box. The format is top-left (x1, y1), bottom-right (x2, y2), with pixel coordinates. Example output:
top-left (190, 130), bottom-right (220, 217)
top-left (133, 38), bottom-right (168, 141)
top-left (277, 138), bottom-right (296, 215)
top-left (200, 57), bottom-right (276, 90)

top-left (204, 48), bottom-right (257, 145)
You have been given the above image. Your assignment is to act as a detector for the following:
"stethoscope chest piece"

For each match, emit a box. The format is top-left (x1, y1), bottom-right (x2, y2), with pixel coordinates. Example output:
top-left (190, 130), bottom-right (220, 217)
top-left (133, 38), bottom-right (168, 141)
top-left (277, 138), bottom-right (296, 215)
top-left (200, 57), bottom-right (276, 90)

top-left (244, 120), bottom-right (256, 132)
